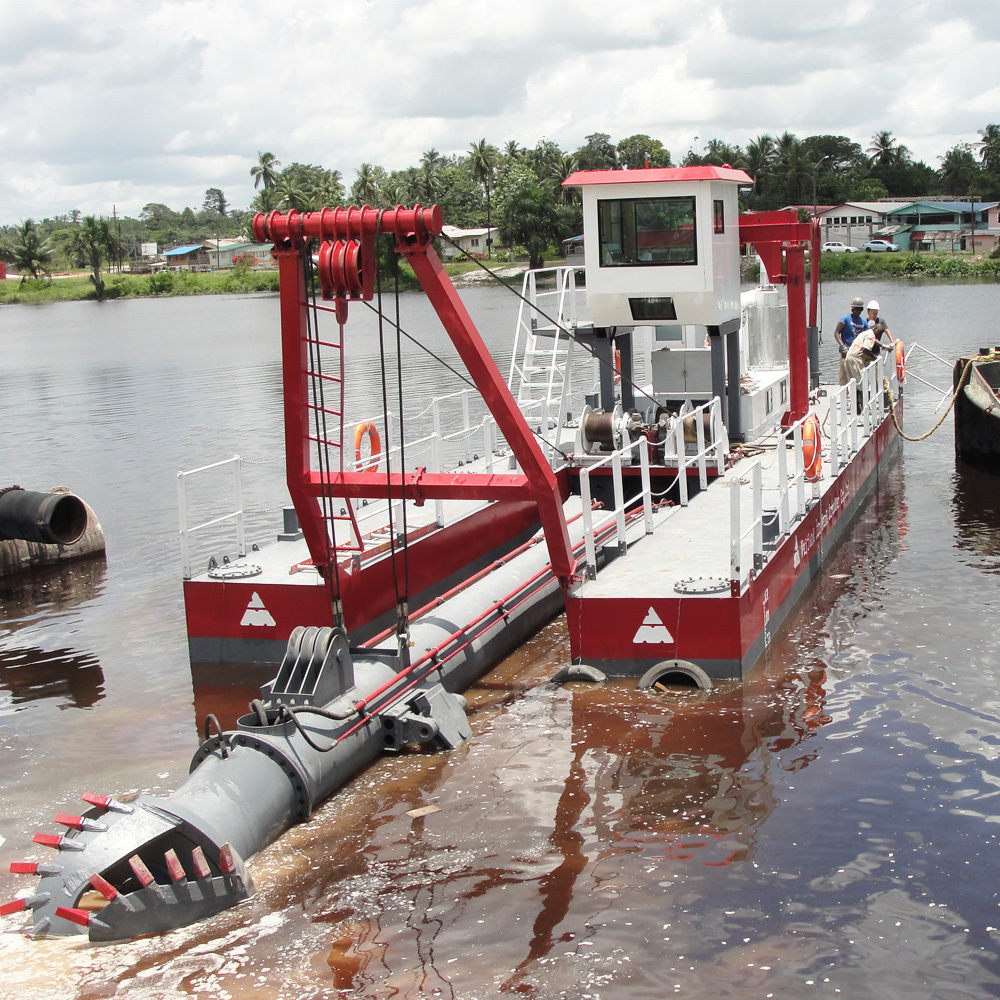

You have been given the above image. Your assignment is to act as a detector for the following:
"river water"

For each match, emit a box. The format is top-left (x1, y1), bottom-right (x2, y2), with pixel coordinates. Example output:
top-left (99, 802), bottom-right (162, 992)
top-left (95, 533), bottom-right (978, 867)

top-left (0, 279), bottom-right (999, 999)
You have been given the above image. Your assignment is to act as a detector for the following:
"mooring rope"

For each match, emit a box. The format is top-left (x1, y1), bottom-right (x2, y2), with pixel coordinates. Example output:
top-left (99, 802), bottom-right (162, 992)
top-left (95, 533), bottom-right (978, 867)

top-left (883, 349), bottom-right (999, 442)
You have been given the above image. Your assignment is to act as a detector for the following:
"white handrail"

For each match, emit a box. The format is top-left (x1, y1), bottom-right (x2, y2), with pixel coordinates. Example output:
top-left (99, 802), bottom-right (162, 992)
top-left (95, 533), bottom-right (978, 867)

top-left (671, 397), bottom-right (726, 506)
top-left (730, 459), bottom-right (763, 593)
top-left (177, 455), bottom-right (246, 580)
top-left (578, 435), bottom-right (653, 580)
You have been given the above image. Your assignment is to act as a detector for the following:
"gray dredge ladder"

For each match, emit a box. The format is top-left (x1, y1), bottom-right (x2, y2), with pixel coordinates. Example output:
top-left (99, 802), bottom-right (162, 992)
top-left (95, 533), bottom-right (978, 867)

top-left (507, 267), bottom-right (580, 457)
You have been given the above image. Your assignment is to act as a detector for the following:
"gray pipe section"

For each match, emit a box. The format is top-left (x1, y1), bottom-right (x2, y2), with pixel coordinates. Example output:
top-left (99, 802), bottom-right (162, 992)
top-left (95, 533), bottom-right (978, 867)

top-left (25, 518), bottom-right (577, 940)
top-left (0, 488), bottom-right (88, 544)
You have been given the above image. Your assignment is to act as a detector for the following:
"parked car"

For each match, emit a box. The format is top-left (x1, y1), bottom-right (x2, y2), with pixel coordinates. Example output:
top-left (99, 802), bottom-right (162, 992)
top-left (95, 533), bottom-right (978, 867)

top-left (862, 239), bottom-right (900, 252)
top-left (822, 241), bottom-right (860, 253)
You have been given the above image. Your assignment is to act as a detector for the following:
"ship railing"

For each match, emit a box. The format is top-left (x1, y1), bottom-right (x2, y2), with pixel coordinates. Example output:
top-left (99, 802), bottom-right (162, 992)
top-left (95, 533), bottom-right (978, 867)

top-left (828, 350), bottom-right (897, 471)
top-left (730, 459), bottom-right (763, 594)
top-left (177, 455), bottom-right (246, 580)
top-left (776, 413), bottom-right (817, 534)
top-left (902, 342), bottom-right (953, 410)
top-left (828, 381), bottom-right (859, 472)
top-left (671, 397), bottom-right (727, 506)
top-left (578, 436), bottom-right (654, 580)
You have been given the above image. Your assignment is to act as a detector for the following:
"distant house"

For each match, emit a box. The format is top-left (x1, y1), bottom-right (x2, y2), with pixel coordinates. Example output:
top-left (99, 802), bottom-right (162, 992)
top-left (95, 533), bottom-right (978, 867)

top-left (883, 200), bottom-right (1000, 251)
top-left (161, 244), bottom-right (211, 271)
top-left (814, 202), bottom-right (912, 248)
top-left (440, 225), bottom-right (498, 260)
top-left (206, 242), bottom-right (277, 270)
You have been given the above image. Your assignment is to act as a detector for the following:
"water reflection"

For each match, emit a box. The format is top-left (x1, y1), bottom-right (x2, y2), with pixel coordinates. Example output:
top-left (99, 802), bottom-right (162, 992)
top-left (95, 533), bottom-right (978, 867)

top-left (0, 645), bottom-right (104, 709)
top-left (951, 460), bottom-right (1000, 571)
top-left (0, 555), bottom-right (107, 636)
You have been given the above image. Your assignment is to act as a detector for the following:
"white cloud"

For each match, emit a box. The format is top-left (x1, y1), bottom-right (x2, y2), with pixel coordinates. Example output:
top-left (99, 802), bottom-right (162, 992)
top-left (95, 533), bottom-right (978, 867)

top-left (1, 0), bottom-right (999, 224)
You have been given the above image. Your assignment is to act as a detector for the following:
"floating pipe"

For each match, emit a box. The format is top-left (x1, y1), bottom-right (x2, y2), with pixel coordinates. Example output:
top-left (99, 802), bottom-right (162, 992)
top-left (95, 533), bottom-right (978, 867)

top-left (5, 514), bottom-right (609, 942)
top-left (0, 487), bottom-right (87, 545)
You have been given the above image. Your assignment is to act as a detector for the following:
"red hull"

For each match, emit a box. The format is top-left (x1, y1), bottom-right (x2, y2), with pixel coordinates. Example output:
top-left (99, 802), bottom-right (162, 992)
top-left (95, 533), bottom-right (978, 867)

top-left (566, 405), bottom-right (900, 679)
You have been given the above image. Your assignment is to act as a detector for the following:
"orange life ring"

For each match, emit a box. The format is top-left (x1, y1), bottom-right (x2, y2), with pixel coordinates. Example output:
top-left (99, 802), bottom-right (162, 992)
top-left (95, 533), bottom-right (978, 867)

top-left (895, 339), bottom-right (906, 382)
top-left (354, 421), bottom-right (381, 472)
top-left (802, 413), bottom-right (822, 482)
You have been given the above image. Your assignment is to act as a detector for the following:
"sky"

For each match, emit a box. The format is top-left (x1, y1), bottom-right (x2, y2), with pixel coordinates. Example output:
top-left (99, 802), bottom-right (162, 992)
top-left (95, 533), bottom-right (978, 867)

top-left (2, 0), bottom-right (999, 226)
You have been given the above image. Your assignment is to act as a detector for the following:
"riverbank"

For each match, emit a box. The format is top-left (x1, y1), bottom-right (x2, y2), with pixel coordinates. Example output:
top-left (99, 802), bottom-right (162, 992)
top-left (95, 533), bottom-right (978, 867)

top-left (4, 250), bottom-right (998, 305)
top-left (0, 257), bottom-right (531, 305)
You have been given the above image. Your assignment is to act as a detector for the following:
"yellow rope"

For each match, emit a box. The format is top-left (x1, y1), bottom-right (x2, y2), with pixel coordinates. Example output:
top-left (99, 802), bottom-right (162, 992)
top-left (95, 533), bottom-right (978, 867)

top-left (883, 349), bottom-right (1000, 442)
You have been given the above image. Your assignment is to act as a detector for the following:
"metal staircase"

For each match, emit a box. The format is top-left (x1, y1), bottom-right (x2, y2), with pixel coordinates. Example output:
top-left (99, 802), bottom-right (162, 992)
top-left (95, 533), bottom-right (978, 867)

top-left (507, 267), bottom-right (581, 460)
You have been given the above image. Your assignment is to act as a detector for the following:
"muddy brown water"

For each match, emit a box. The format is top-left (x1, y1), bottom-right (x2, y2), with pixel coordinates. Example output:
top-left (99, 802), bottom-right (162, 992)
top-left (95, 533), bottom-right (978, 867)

top-left (1, 281), bottom-right (999, 998)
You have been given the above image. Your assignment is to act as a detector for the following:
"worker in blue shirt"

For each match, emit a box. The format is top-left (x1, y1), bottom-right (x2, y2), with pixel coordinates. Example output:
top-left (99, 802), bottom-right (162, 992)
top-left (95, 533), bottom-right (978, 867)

top-left (834, 296), bottom-right (868, 385)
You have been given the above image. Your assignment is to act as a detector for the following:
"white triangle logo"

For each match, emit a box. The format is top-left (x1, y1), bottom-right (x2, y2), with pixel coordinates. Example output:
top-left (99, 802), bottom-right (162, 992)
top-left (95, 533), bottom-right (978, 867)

top-left (240, 591), bottom-right (277, 627)
top-left (632, 607), bottom-right (673, 644)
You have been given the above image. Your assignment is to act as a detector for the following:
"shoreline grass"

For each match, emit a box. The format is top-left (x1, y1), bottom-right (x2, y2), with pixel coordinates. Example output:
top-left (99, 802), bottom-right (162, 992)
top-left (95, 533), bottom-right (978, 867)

top-left (3, 249), bottom-right (997, 306)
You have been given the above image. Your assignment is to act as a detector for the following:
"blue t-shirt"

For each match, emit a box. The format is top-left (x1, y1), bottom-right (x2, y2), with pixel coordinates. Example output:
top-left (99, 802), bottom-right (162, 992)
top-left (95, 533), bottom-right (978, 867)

top-left (839, 312), bottom-right (867, 348)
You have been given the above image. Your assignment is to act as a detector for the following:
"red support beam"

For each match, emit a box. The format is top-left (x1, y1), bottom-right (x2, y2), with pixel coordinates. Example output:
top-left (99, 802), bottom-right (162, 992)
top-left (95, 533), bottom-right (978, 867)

top-left (256, 206), bottom-right (577, 586)
top-left (275, 247), bottom-right (331, 571)
top-left (783, 242), bottom-right (809, 424)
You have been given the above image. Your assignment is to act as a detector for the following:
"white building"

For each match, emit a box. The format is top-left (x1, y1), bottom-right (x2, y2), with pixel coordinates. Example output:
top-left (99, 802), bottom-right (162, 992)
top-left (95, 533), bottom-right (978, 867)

top-left (814, 202), bottom-right (911, 247)
top-left (440, 225), bottom-right (498, 260)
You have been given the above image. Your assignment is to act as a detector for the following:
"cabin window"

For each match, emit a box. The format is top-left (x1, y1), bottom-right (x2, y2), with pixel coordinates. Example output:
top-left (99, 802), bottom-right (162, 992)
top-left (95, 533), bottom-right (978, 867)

top-left (714, 200), bottom-right (724, 234)
top-left (598, 196), bottom-right (697, 266)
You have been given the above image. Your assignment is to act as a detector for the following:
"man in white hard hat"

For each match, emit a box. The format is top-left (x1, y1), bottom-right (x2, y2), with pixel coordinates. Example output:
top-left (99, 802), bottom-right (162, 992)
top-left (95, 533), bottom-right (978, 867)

top-left (866, 300), bottom-right (891, 341)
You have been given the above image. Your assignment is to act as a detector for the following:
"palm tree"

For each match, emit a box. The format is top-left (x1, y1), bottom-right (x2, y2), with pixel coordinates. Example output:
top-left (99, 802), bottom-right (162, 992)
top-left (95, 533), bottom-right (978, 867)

top-left (503, 140), bottom-right (522, 160)
top-left (419, 149), bottom-right (445, 203)
top-left (976, 124), bottom-right (1000, 173)
top-left (70, 216), bottom-right (116, 299)
top-left (275, 173), bottom-right (307, 211)
top-left (5, 219), bottom-right (53, 282)
top-left (250, 151), bottom-right (281, 191)
top-left (744, 134), bottom-right (776, 200)
top-left (351, 163), bottom-right (380, 207)
top-left (468, 139), bottom-right (499, 255)
top-left (544, 154), bottom-right (580, 203)
top-left (867, 131), bottom-right (910, 168)
top-left (939, 143), bottom-right (979, 193)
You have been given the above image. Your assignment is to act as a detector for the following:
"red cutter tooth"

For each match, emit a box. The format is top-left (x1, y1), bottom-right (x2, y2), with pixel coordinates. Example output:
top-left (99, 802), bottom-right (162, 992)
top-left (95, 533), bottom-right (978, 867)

top-left (164, 849), bottom-right (186, 883)
top-left (218, 843), bottom-right (236, 874)
top-left (55, 906), bottom-right (90, 927)
top-left (128, 855), bottom-right (155, 887)
top-left (191, 846), bottom-right (212, 879)
top-left (9, 863), bottom-right (37, 875)
top-left (33, 833), bottom-right (62, 849)
top-left (88, 873), bottom-right (118, 901)
top-left (80, 792), bottom-right (132, 814)
top-left (3, 895), bottom-right (49, 915)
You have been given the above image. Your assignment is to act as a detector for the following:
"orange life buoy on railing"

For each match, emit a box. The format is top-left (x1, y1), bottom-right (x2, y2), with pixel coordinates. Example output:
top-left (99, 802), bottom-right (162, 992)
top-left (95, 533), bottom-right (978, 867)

top-left (354, 420), bottom-right (381, 472)
top-left (895, 339), bottom-right (906, 383)
top-left (802, 413), bottom-right (822, 482)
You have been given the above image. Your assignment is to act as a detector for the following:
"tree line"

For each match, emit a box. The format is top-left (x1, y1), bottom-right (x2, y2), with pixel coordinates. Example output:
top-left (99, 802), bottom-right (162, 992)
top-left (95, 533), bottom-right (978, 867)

top-left (3, 126), bottom-right (999, 293)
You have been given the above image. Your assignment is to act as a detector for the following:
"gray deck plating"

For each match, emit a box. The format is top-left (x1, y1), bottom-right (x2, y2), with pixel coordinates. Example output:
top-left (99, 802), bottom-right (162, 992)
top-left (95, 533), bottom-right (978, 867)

top-left (571, 388), bottom-right (846, 600)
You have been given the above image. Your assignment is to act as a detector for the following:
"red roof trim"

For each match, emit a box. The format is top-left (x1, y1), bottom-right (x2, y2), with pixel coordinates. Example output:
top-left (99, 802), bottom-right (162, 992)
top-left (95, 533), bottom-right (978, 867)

top-left (563, 166), bottom-right (753, 187)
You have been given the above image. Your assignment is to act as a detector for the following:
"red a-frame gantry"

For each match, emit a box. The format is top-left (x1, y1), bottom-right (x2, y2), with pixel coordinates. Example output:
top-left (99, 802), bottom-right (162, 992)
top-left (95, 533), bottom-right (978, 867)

top-left (253, 205), bottom-right (576, 587)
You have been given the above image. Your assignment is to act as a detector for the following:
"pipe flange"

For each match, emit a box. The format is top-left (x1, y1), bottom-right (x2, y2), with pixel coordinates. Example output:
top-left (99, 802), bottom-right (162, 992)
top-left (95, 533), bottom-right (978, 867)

top-left (674, 575), bottom-right (729, 595)
top-left (208, 562), bottom-right (263, 580)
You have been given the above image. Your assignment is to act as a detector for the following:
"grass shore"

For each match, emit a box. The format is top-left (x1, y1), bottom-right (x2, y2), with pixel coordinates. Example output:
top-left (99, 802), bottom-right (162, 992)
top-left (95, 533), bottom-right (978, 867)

top-left (0, 255), bottom-right (529, 305)
top-left (3, 249), bottom-right (998, 305)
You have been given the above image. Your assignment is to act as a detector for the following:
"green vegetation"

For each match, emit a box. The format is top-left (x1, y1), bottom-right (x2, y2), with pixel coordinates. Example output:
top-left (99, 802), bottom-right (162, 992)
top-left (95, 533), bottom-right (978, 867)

top-left (815, 249), bottom-right (1000, 280)
top-left (3, 125), bottom-right (1000, 299)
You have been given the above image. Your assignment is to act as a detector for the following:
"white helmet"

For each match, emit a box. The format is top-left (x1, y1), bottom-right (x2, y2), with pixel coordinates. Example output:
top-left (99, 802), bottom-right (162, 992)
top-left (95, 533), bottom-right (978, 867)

top-left (867, 300), bottom-right (880, 311)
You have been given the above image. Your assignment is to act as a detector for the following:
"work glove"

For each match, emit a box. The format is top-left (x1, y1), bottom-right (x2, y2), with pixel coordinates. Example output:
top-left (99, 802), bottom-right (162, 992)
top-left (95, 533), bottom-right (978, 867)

top-left (839, 345), bottom-right (847, 358)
